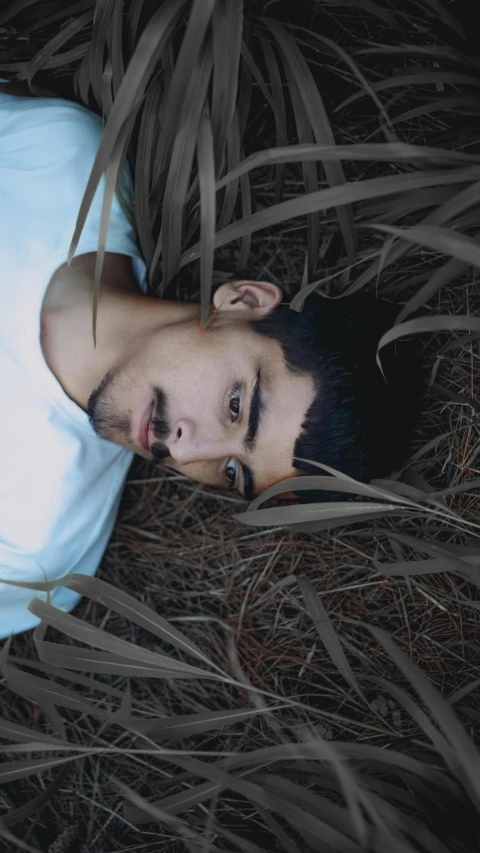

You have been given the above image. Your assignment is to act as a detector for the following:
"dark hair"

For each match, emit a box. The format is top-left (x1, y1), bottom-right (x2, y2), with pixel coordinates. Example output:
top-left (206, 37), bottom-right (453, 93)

top-left (250, 293), bottom-right (425, 499)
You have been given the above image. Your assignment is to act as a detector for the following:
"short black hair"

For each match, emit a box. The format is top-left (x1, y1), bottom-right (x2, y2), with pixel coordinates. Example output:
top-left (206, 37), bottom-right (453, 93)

top-left (250, 292), bottom-right (425, 499)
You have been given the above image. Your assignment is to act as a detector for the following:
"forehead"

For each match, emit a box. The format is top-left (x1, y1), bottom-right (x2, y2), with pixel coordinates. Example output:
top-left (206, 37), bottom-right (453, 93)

top-left (247, 351), bottom-right (316, 494)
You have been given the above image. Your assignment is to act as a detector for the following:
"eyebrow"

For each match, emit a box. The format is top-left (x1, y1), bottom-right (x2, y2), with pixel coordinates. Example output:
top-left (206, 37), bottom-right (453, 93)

top-left (240, 463), bottom-right (255, 502)
top-left (244, 367), bottom-right (264, 453)
top-left (239, 366), bottom-right (265, 501)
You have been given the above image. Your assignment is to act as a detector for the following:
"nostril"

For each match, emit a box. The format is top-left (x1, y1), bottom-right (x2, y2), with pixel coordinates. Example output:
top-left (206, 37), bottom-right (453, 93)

top-left (176, 427), bottom-right (182, 439)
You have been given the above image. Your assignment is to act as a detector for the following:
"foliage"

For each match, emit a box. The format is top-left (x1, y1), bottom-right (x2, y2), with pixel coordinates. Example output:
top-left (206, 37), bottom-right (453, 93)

top-left (1, 0), bottom-right (480, 850)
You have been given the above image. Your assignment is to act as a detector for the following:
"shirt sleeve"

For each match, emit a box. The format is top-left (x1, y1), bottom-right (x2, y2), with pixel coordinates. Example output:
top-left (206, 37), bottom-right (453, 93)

top-left (0, 89), bottom-right (145, 270)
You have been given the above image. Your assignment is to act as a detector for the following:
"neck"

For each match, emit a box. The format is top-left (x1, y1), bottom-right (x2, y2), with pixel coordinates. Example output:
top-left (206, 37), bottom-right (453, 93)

top-left (41, 265), bottom-right (199, 412)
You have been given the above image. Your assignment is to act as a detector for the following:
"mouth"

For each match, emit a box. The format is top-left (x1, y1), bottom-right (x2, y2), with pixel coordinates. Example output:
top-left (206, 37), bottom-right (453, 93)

top-left (138, 399), bottom-right (154, 452)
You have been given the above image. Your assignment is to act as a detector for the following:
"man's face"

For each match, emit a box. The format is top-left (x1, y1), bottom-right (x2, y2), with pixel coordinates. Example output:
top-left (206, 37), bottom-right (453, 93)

top-left (87, 282), bottom-right (316, 499)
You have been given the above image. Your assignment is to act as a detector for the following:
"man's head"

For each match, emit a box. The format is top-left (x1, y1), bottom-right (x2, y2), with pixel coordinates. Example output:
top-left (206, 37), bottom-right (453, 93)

top-left (86, 279), bottom-right (423, 500)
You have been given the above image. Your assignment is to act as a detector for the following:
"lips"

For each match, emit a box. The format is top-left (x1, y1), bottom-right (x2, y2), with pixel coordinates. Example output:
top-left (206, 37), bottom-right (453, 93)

top-left (138, 400), bottom-right (154, 452)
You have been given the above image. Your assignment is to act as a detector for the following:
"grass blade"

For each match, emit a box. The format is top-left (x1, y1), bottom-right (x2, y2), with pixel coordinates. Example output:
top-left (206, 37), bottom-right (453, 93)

top-left (91, 107), bottom-right (140, 346)
top-left (129, 707), bottom-right (279, 740)
top-left (180, 165), bottom-right (480, 266)
top-left (214, 142), bottom-right (480, 191)
top-left (264, 17), bottom-right (356, 265)
top-left (67, 0), bottom-right (187, 266)
top-left (1, 572), bottom-right (218, 669)
top-left (26, 597), bottom-right (220, 679)
top-left (260, 35), bottom-right (288, 203)
top-left (21, 9), bottom-right (93, 86)
top-left (376, 313), bottom-right (480, 371)
top-left (337, 71), bottom-right (480, 112)
top-left (368, 625), bottom-right (480, 811)
top-left (369, 222), bottom-right (480, 272)
top-left (396, 256), bottom-right (468, 323)
top-left (0, 755), bottom-right (79, 785)
top-left (298, 576), bottom-right (362, 697)
top-left (197, 105), bottom-right (216, 327)
top-left (216, 106), bottom-right (240, 230)
top-left (235, 502), bottom-right (407, 530)
top-left (158, 40), bottom-right (213, 287)
top-left (211, 0), bottom-right (243, 177)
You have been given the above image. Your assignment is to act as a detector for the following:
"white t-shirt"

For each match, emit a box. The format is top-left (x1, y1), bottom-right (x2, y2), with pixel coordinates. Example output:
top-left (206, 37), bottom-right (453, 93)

top-left (0, 82), bottom-right (148, 639)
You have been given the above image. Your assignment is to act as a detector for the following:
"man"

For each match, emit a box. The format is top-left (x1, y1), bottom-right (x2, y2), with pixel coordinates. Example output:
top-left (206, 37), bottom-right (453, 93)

top-left (0, 84), bottom-right (423, 638)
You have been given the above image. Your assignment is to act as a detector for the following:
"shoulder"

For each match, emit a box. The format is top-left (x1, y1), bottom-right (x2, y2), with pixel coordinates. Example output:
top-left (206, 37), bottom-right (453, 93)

top-left (0, 93), bottom-right (104, 167)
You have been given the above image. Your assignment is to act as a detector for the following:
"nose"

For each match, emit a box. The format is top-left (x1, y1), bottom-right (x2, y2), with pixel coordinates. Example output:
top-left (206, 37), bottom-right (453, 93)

top-left (168, 418), bottom-right (231, 465)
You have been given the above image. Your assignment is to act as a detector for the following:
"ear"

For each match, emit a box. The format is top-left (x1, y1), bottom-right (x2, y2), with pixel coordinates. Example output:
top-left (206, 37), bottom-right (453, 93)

top-left (213, 280), bottom-right (282, 316)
